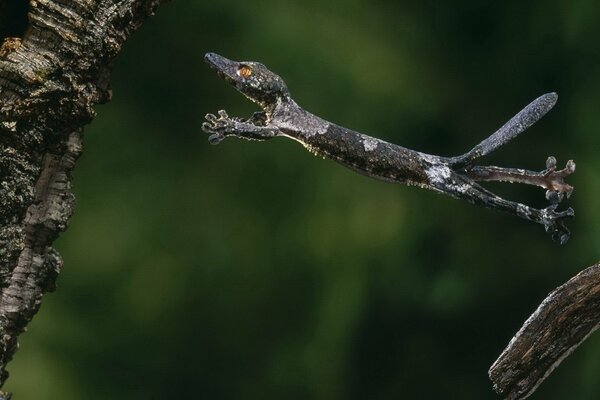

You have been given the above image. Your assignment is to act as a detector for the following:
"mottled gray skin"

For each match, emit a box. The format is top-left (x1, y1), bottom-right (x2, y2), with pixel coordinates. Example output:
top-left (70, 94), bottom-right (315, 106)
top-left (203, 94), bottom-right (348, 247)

top-left (202, 53), bottom-right (575, 243)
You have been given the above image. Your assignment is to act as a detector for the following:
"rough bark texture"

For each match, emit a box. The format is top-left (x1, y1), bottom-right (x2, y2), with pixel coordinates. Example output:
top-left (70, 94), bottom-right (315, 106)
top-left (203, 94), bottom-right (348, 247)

top-left (0, 0), bottom-right (169, 392)
top-left (489, 261), bottom-right (600, 399)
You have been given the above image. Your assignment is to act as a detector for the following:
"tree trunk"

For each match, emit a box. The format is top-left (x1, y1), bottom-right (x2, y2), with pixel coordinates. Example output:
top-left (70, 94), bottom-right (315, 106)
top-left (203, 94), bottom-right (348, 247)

top-left (0, 0), bottom-right (169, 393)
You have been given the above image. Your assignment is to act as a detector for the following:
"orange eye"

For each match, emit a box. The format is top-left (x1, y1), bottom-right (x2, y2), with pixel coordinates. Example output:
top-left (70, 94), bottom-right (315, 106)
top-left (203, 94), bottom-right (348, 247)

top-left (238, 66), bottom-right (252, 78)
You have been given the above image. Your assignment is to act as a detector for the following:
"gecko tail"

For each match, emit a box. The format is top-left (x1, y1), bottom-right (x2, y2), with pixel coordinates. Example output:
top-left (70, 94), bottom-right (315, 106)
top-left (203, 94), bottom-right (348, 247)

top-left (450, 93), bottom-right (558, 168)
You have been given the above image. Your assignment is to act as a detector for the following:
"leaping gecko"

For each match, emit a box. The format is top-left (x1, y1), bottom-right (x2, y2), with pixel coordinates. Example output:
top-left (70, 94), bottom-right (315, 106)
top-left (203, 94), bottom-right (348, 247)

top-left (202, 52), bottom-right (575, 243)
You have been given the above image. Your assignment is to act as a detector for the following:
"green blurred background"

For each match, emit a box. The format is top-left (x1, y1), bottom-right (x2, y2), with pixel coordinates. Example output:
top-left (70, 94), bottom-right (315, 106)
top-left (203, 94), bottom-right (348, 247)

top-left (5, 0), bottom-right (600, 398)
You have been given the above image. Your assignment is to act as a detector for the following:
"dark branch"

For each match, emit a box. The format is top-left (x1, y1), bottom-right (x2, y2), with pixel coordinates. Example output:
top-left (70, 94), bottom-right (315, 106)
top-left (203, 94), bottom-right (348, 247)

top-left (489, 261), bottom-right (600, 399)
top-left (0, 0), bottom-right (169, 392)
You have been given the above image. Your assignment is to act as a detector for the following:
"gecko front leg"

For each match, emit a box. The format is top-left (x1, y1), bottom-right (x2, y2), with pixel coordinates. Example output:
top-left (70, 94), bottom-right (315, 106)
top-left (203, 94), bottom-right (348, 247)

top-left (202, 110), bottom-right (280, 145)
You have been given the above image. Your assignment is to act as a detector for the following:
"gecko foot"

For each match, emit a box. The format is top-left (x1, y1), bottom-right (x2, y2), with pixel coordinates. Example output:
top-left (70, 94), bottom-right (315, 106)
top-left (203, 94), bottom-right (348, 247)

top-left (202, 110), bottom-right (235, 145)
top-left (542, 157), bottom-right (575, 203)
top-left (542, 204), bottom-right (575, 245)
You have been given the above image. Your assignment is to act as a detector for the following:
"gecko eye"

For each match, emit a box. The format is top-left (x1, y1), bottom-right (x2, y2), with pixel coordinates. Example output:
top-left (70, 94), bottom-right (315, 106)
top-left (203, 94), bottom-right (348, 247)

top-left (238, 66), bottom-right (252, 78)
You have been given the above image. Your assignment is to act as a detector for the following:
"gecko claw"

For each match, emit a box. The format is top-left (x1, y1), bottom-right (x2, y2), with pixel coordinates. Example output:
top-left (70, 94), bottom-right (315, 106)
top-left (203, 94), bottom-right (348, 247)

top-left (545, 190), bottom-right (563, 205)
top-left (545, 204), bottom-right (575, 218)
top-left (208, 133), bottom-right (225, 145)
top-left (202, 110), bottom-right (239, 144)
top-left (541, 205), bottom-right (574, 244)
top-left (546, 156), bottom-right (557, 170)
top-left (541, 158), bottom-right (575, 195)
top-left (202, 122), bottom-right (224, 145)
top-left (548, 222), bottom-right (571, 245)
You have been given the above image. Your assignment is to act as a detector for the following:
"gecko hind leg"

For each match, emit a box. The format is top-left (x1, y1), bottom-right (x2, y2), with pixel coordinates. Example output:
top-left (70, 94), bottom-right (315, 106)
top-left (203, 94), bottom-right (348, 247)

top-left (439, 173), bottom-right (574, 244)
top-left (463, 156), bottom-right (575, 202)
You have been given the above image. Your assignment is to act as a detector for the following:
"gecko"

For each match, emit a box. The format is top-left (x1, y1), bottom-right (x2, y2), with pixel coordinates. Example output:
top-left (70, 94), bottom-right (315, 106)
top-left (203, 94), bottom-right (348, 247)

top-left (201, 52), bottom-right (575, 243)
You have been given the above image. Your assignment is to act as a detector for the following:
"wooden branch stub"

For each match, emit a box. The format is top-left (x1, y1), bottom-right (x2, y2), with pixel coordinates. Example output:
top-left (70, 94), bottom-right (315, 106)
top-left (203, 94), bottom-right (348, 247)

top-left (489, 262), bottom-right (600, 399)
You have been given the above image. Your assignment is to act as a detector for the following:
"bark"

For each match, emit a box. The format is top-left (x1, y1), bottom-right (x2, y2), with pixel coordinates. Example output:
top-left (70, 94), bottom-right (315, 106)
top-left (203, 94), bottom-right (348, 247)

top-left (489, 261), bottom-right (600, 399)
top-left (0, 0), bottom-right (169, 392)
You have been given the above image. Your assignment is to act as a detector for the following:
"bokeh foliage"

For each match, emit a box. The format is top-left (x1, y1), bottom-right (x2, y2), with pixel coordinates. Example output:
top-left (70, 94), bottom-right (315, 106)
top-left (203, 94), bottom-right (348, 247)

top-left (5, 0), bottom-right (600, 398)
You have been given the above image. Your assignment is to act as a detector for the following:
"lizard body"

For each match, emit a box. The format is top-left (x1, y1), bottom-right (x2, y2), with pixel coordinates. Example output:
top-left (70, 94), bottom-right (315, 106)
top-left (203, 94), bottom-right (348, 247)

top-left (202, 52), bottom-right (575, 243)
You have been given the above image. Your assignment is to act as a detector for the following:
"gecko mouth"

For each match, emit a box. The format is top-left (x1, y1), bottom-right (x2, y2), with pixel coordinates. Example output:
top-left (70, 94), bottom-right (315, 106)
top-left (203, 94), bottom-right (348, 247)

top-left (204, 52), bottom-right (241, 85)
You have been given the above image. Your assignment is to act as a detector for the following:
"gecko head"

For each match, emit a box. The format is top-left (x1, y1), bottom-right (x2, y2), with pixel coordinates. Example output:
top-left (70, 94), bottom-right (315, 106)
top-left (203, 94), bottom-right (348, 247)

top-left (205, 52), bottom-right (290, 109)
